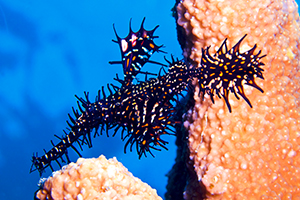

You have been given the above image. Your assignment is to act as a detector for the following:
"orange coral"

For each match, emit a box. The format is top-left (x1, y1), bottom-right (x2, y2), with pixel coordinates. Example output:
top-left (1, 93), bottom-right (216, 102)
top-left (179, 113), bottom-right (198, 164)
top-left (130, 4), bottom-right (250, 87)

top-left (177, 0), bottom-right (300, 199)
top-left (36, 155), bottom-right (162, 200)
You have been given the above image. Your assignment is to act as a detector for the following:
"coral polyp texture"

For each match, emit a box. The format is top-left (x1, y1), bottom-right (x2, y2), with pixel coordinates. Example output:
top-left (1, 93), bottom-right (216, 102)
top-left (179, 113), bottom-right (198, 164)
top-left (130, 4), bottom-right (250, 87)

top-left (177, 0), bottom-right (300, 199)
top-left (36, 155), bottom-right (162, 200)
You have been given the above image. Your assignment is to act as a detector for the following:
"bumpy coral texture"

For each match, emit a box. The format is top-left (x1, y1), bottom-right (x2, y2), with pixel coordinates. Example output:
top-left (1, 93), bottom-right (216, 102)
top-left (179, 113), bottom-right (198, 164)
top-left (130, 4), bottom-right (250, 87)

top-left (178, 0), bottom-right (300, 199)
top-left (36, 155), bottom-right (162, 200)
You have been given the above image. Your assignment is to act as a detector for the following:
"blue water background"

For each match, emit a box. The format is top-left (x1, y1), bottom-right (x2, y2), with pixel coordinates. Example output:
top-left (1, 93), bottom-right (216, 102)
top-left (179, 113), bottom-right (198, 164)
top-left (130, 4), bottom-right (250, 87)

top-left (1, 1), bottom-right (300, 200)
top-left (0, 1), bottom-right (181, 199)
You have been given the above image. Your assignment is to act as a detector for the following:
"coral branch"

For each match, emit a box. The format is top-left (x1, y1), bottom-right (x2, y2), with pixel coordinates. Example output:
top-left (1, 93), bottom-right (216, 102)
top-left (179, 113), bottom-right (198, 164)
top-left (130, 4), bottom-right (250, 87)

top-left (174, 0), bottom-right (300, 199)
top-left (35, 155), bottom-right (162, 200)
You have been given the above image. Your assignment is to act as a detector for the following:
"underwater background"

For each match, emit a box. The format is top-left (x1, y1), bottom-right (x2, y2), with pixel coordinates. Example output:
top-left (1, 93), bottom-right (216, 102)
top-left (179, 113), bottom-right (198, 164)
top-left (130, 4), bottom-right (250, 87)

top-left (0, 0), bottom-right (182, 199)
top-left (1, 0), bottom-right (300, 200)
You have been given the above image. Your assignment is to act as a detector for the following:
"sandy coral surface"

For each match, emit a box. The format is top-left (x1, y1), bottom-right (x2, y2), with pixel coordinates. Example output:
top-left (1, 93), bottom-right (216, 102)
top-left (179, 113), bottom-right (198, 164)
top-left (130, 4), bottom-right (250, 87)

top-left (36, 155), bottom-right (162, 200)
top-left (177, 0), bottom-right (300, 199)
